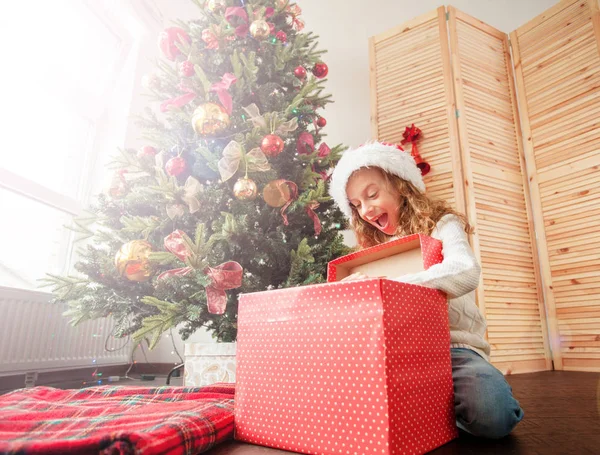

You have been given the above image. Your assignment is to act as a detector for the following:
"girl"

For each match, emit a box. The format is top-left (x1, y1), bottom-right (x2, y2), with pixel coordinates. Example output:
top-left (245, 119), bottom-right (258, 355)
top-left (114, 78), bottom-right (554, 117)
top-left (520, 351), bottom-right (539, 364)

top-left (329, 141), bottom-right (524, 439)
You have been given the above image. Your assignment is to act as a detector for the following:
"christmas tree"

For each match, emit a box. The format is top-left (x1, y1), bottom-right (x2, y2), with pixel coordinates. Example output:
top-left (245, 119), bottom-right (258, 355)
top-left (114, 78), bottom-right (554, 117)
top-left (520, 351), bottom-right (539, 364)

top-left (42, 0), bottom-right (349, 347)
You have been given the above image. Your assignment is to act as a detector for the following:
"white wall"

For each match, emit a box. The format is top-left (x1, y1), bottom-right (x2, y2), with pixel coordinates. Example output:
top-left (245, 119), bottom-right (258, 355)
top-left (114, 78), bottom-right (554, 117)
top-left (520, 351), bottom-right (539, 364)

top-left (297, 0), bottom-right (559, 149)
top-left (131, 0), bottom-right (560, 363)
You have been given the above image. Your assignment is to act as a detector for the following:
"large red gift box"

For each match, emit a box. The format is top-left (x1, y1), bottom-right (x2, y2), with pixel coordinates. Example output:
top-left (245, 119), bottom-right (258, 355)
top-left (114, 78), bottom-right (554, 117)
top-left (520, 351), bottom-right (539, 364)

top-left (235, 244), bottom-right (458, 455)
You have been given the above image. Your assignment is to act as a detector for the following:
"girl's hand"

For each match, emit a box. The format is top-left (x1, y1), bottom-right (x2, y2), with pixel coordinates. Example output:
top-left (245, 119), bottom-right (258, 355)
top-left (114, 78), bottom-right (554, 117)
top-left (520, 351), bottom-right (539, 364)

top-left (341, 272), bottom-right (369, 281)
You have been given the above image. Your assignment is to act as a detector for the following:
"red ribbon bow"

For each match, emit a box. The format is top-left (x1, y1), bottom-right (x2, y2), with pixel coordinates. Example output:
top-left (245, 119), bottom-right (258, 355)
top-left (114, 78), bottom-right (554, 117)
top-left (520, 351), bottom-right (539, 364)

top-left (204, 261), bottom-right (243, 314)
top-left (160, 86), bottom-right (197, 113)
top-left (277, 180), bottom-right (298, 226)
top-left (305, 201), bottom-right (322, 235)
top-left (400, 124), bottom-right (430, 175)
top-left (157, 230), bottom-right (194, 280)
top-left (225, 7), bottom-right (249, 37)
top-left (317, 142), bottom-right (331, 158)
top-left (297, 132), bottom-right (314, 155)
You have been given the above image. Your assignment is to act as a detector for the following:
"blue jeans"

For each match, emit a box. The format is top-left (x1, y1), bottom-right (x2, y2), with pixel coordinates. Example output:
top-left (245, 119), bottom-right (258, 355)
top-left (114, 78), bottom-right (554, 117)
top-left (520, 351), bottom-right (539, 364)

top-left (451, 348), bottom-right (524, 439)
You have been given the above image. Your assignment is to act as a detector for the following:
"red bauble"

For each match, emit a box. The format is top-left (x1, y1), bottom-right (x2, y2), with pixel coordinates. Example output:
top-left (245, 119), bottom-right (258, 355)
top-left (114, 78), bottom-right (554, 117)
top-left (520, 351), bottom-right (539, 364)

top-left (180, 60), bottom-right (195, 77)
top-left (165, 157), bottom-right (187, 176)
top-left (158, 27), bottom-right (191, 61)
top-left (137, 145), bottom-right (157, 158)
top-left (294, 66), bottom-right (307, 79)
top-left (261, 134), bottom-right (285, 157)
top-left (312, 62), bottom-right (329, 78)
top-left (276, 30), bottom-right (287, 43)
top-left (316, 117), bottom-right (327, 128)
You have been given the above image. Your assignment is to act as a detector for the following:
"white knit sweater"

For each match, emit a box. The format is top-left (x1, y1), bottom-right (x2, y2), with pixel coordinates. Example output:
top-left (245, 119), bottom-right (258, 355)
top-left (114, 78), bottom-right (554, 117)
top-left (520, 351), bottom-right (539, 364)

top-left (391, 214), bottom-right (491, 361)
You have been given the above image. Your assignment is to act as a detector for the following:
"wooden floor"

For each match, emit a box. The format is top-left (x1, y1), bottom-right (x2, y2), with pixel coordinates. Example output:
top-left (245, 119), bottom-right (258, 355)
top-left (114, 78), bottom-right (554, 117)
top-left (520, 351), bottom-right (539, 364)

top-left (207, 371), bottom-right (600, 455)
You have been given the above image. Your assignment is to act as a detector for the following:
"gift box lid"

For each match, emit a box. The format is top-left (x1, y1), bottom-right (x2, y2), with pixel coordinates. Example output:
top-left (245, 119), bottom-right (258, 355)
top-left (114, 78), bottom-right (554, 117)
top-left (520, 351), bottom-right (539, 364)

top-left (327, 233), bottom-right (443, 282)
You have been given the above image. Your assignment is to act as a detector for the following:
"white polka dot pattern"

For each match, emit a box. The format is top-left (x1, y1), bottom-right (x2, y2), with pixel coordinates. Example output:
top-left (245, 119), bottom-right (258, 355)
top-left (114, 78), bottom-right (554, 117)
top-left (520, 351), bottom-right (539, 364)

top-left (327, 234), bottom-right (443, 282)
top-left (234, 278), bottom-right (458, 454)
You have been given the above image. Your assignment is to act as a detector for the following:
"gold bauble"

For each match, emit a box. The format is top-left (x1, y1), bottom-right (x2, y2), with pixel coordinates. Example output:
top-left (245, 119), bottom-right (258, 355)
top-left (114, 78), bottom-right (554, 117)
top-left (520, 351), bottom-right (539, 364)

top-left (115, 240), bottom-right (153, 282)
top-left (233, 177), bottom-right (258, 201)
top-left (250, 20), bottom-right (271, 40)
top-left (206, 0), bottom-right (226, 12)
top-left (192, 102), bottom-right (230, 136)
top-left (263, 179), bottom-right (292, 208)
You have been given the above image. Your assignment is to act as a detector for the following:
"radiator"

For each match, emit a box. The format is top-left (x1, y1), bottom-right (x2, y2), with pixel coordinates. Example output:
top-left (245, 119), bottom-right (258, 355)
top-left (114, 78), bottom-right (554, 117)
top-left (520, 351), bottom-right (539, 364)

top-left (0, 286), bottom-right (130, 375)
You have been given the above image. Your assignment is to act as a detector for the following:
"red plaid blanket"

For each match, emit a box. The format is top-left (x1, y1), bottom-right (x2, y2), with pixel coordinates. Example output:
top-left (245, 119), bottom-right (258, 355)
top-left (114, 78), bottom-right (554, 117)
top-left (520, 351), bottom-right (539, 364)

top-left (0, 383), bottom-right (235, 455)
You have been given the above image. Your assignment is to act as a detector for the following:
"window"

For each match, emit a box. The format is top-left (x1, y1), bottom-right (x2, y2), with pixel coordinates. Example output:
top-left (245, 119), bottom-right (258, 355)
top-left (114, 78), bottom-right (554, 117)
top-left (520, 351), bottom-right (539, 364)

top-left (0, 0), bottom-right (143, 290)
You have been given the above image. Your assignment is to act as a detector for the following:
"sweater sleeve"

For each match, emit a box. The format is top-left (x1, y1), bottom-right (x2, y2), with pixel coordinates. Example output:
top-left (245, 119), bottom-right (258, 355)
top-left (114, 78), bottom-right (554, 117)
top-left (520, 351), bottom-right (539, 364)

top-left (391, 215), bottom-right (481, 299)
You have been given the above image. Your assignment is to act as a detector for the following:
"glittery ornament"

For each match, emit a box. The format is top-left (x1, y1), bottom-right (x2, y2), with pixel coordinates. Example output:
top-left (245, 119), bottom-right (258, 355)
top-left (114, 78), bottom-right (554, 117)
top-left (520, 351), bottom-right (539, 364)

top-left (108, 170), bottom-right (128, 199)
top-left (191, 102), bottom-right (230, 136)
top-left (294, 66), bottom-right (307, 79)
top-left (260, 134), bottom-right (285, 157)
top-left (276, 30), bottom-right (287, 43)
top-left (206, 0), bottom-right (227, 13)
top-left (115, 240), bottom-right (153, 282)
top-left (312, 62), bottom-right (328, 78)
top-left (165, 157), bottom-right (187, 176)
top-left (250, 20), bottom-right (270, 39)
top-left (233, 177), bottom-right (258, 201)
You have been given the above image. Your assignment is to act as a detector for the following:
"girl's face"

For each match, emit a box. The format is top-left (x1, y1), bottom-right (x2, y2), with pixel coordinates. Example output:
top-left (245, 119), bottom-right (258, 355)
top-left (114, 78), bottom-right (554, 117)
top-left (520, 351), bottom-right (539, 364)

top-left (346, 167), bottom-right (401, 235)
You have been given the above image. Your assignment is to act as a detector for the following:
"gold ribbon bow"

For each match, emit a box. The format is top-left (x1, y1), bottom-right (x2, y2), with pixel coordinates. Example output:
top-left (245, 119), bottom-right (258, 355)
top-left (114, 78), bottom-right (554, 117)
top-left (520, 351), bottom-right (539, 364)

top-left (218, 140), bottom-right (271, 182)
top-left (242, 104), bottom-right (298, 135)
top-left (166, 176), bottom-right (204, 219)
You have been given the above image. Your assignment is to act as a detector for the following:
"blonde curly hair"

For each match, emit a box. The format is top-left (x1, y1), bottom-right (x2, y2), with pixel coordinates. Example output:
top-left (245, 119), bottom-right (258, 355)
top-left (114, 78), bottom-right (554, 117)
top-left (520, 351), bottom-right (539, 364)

top-left (349, 167), bottom-right (473, 248)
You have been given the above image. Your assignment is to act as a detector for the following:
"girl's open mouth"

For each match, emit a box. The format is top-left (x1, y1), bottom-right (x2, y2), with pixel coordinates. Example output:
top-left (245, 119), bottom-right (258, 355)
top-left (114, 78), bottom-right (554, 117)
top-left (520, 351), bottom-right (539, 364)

top-left (375, 213), bottom-right (388, 230)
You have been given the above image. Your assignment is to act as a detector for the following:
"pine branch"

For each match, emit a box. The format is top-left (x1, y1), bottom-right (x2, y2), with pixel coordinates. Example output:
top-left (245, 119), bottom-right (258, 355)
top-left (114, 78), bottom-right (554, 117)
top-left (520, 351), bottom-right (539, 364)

top-left (38, 274), bottom-right (89, 300)
top-left (120, 215), bottom-right (162, 238)
top-left (108, 148), bottom-right (148, 173)
top-left (133, 297), bottom-right (183, 349)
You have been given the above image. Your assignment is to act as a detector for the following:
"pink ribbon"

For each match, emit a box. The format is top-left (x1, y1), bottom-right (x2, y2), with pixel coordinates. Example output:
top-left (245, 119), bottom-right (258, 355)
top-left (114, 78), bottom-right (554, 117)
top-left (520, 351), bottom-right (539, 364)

top-left (306, 201), bottom-right (322, 235)
top-left (204, 261), bottom-right (243, 314)
top-left (160, 87), bottom-right (197, 113)
top-left (157, 230), bottom-right (194, 280)
top-left (225, 7), bottom-right (249, 37)
top-left (210, 73), bottom-right (237, 115)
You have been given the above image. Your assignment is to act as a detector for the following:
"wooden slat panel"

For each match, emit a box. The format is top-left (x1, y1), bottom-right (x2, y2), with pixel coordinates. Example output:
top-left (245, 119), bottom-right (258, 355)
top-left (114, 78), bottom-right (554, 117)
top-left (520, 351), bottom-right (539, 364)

top-left (370, 6), bottom-right (465, 213)
top-left (450, 7), bottom-right (552, 374)
top-left (511, 0), bottom-right (600, 371)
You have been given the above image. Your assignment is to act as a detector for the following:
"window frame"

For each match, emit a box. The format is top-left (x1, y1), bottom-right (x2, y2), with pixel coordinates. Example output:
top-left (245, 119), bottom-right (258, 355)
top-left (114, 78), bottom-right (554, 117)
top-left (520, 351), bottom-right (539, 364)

top-left (0, 1), bottom-right (144, 290)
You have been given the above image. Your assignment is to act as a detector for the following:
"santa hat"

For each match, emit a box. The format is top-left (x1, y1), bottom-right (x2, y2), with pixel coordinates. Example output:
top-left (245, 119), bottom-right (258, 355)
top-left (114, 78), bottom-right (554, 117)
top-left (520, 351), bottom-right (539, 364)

top-left (329, 141), bottom-right (426, 220)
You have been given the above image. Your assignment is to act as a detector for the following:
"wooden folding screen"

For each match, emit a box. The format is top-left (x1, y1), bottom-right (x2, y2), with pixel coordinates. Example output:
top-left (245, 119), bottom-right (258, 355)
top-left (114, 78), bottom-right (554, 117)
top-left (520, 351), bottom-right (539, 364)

top-left (369, 7), bottom-right (465, 214)
top-left (447, 8), bottom-right (551, 374)
top-left (511, 0), bottom-right (600, 372)
top-left (368, 5), bottom-right (580, 373)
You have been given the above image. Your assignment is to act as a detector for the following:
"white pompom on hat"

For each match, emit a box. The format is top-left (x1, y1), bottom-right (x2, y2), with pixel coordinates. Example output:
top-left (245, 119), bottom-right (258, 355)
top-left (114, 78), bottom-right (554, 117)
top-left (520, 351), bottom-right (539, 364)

top-left (329, 141), bottom-right (426, 220)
